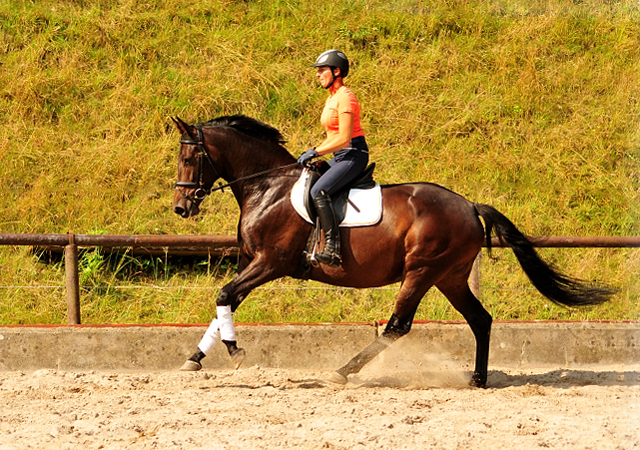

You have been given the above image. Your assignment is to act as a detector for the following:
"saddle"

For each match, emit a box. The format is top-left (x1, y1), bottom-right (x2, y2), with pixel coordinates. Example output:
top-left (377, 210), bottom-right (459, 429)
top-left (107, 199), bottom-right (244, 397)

top-left (293, 162), bottom-right (380, 278)
top-left (302, 161), bottom-right (377, 225)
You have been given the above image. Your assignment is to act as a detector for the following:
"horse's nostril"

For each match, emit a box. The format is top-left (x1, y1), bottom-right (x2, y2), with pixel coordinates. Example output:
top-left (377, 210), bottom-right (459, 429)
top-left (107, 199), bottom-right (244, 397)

top-left (173, 206), bottom-right (185, 216)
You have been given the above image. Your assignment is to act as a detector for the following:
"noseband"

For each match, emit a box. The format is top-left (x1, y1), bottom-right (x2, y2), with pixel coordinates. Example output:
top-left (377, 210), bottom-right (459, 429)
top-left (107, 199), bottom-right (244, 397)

top-left (175, 126), bottom-right (218, 204)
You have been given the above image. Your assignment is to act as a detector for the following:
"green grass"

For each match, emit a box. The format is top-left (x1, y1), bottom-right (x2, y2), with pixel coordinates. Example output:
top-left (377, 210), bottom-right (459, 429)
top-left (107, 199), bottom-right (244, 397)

top-left (0, 0), bottom-right (638, 324)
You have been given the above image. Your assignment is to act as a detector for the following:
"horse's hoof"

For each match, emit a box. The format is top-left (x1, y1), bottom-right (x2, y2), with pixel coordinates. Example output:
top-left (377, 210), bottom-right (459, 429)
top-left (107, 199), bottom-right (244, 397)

top-left (324, 371), bottom-right (348, 385)
top-left (179, 360), bottom-right (202, 372)
top-left (231, 348), bottom-right (246, 370)
top-left (470, 373), bottom-right (487, 388)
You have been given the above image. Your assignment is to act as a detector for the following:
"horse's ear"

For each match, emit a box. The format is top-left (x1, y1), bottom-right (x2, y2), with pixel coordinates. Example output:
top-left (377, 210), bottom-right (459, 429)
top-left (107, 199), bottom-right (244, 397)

top-left (171, 117), bottom-right (192, 137)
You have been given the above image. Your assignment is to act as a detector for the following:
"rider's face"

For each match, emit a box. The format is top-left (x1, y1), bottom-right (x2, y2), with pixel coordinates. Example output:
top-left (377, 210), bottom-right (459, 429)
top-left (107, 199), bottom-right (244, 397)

top-left (316, 66), bottom-right (335, 88)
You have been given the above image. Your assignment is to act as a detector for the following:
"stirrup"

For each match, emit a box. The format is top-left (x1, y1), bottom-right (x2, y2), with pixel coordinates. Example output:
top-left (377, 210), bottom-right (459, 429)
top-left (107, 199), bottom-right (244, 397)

top-left (314, 250), bottom-right (341, 267)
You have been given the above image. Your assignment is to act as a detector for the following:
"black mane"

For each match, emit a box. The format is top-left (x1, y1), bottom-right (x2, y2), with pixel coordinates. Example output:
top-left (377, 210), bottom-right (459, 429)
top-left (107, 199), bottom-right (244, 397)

top-left (203, 115), bottom-right (285, 144)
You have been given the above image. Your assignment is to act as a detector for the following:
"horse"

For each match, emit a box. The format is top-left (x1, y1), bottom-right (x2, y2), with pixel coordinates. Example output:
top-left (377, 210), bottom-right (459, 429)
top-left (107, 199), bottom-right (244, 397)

top-left (171, 114), bottom-right (613, 388)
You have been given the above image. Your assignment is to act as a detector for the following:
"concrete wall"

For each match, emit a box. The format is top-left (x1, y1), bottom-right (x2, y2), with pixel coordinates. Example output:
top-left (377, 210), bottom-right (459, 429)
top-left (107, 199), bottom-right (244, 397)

top-left (0, 322), bottom-right (638, 372)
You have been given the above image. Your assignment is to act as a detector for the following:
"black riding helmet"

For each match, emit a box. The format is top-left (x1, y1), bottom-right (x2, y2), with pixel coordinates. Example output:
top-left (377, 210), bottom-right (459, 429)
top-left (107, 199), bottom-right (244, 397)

top-left (312, 49), bottom-right (349, 79)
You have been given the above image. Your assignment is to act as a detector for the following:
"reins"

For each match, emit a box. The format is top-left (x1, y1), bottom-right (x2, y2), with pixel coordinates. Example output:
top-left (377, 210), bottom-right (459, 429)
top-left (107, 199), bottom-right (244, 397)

top-left (208, 162), bottom-right (299, 194)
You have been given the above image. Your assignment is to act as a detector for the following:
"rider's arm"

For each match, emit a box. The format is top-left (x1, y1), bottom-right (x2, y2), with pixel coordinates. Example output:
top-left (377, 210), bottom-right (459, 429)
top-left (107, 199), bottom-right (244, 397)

top-left (315, 111), bottom-right (354, 156)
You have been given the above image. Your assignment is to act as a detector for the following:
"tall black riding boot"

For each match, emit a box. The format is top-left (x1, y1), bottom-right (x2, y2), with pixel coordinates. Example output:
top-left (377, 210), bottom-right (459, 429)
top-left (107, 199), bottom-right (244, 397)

top-left (312, 190), bottom-right (342, 267)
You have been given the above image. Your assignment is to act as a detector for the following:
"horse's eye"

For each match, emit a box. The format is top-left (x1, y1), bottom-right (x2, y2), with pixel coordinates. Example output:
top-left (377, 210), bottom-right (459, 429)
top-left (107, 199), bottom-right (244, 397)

top-left (183, 158), bottom-right (191, 166)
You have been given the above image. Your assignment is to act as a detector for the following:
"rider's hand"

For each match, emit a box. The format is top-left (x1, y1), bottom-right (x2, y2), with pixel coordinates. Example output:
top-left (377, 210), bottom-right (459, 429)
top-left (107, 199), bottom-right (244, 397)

top-left (297, 148), bottom-right (318, 167)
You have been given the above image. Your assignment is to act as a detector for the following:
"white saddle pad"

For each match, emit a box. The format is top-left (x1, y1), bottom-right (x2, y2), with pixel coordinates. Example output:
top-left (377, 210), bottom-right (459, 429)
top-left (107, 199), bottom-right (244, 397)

top-left (290, 169), bottom-right (383, 227)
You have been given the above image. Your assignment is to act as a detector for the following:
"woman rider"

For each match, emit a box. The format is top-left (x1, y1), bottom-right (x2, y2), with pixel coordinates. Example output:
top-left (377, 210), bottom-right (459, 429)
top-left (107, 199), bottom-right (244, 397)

top-left (297, 49), bottom-right (369, 267)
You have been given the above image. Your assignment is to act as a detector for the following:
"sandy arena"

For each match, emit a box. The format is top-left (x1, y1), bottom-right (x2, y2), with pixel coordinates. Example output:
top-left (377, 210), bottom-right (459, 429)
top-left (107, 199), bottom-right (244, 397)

top-left (1, 351), bottom-right (638, 450)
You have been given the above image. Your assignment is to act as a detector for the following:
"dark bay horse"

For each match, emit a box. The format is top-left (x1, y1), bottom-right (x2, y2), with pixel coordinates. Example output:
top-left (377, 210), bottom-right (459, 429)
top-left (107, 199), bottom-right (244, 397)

top-left (171, 115), bottom-right (613, 387)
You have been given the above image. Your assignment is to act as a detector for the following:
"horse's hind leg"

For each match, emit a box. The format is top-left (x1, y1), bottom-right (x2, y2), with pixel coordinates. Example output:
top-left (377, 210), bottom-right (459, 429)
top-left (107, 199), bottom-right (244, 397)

top-left (437, 274), bottom-right (492, 388)
top-left (328, 272), bottom-right (433, 384)
top-left (327, 312), bottom-right (417, 384)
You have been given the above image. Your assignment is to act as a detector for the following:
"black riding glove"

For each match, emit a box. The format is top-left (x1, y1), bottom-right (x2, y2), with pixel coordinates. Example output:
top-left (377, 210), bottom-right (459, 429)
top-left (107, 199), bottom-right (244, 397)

top-left (297, 148), bottom-right (318, 167)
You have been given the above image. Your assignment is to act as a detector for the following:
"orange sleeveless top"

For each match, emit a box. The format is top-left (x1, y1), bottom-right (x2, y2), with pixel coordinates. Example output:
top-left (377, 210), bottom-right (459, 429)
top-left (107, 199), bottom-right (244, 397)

top-left (320, 86), bottom-right (365, 139)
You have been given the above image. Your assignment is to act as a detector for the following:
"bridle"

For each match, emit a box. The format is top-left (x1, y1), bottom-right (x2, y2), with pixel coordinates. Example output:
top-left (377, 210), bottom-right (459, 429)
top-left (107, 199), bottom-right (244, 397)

top-left (175, 125), bottom-right (299, 204)
top-left (175, 126), bottom-right (218, 204)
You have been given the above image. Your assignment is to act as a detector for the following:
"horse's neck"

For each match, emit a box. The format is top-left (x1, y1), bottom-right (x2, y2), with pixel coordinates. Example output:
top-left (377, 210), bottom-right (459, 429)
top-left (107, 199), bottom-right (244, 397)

top-left (211, 132), bottom-right (296, 206)
top-left (213, 130), bottom-right (291, 180)
top-left (232, 166), bottom-right (298, 209)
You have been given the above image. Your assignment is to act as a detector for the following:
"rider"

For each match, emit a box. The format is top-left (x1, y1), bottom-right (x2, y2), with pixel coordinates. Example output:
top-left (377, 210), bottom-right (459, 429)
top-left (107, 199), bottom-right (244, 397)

top-left (297, 49), bottom-right (369, 267)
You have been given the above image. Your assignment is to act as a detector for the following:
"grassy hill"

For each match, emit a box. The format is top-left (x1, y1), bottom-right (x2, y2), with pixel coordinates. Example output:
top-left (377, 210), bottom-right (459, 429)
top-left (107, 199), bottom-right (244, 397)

top-left (0, 0), bottom-right (638, 324)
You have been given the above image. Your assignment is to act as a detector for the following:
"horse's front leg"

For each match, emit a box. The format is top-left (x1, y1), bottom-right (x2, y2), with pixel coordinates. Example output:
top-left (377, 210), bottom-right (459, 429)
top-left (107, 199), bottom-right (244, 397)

top-left (180, 255), bottom-right (281, 371)
top-left (180, 286), bottom-right (247, 371)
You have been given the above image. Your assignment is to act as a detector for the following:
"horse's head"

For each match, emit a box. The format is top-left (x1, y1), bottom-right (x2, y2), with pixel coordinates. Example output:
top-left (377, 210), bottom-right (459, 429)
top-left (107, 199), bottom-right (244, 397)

top-left (172, 114), bottom-right (296, 218)
top-left (171, 117), bottom-right (220, 218)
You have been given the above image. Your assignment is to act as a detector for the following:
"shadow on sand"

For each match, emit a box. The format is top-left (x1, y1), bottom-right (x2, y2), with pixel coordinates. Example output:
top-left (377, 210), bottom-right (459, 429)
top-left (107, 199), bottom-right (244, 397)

top-left (487, 369), bottom-right (640, 389)
top-left (334, 369), bottom-right (640, 390)
top-left (209, 369), bottom-right (640, 390)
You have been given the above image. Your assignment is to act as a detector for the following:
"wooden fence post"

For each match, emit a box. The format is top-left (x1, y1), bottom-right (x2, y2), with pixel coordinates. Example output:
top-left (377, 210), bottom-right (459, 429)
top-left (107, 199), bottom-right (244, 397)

top-left (65, 233), bottom-right (81, 324)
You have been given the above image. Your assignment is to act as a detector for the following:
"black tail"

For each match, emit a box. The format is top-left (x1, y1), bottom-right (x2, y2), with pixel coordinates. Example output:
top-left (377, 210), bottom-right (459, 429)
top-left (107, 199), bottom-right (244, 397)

top-left (475, 203), bottom-right (615, 307)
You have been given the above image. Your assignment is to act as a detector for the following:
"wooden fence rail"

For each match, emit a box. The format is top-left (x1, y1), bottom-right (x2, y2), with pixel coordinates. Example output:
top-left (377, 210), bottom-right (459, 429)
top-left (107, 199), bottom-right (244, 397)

top-left (1, 234), bottom-right (639, 324)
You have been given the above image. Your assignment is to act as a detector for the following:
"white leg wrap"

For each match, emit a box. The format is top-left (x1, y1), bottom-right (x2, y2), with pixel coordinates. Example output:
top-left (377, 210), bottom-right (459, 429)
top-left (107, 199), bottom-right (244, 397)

top-left (217, 305), bottom-right (237, 341)
top-left (197, 318), bottom-right (220, 355)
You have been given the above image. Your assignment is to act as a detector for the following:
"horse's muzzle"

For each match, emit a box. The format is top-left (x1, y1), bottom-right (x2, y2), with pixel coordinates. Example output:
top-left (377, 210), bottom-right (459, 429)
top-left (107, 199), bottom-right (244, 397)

top-left (173, 191), bottom-right (200, 218)
top-left (174, 204), bottom-right (200, 218)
